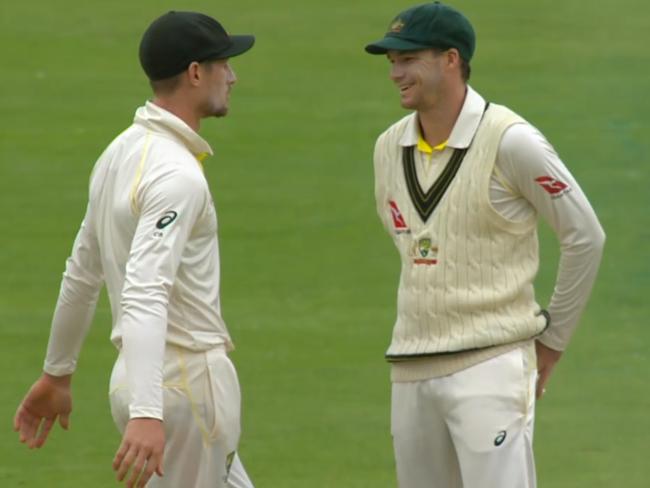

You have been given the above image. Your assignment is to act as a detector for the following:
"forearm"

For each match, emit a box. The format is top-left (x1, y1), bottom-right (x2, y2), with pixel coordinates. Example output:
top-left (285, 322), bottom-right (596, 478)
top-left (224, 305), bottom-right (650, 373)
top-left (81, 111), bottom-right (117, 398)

top-left (44, 301), bottom-right (96, 376)
top-left (121, 312), bottom-right (167, 420)
top-left (540, 227), bottom-right (605, 350)
top-left (44, 235), bottom-right (103, 375)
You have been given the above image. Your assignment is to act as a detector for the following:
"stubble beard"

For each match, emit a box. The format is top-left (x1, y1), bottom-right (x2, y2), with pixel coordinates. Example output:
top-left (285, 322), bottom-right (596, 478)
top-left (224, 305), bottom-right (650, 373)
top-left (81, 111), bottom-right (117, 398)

top-left (212, 106), bottom-right (229, 118)
top-left (201, 99), bottom-right (229, 118)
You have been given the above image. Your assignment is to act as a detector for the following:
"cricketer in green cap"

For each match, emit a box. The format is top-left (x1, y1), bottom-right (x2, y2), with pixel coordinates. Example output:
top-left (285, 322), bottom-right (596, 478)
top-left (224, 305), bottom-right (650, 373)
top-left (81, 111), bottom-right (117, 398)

top-left (365, 1), bottom-right (475, 61)
top-left (365, 3), bottom-right (606, 488)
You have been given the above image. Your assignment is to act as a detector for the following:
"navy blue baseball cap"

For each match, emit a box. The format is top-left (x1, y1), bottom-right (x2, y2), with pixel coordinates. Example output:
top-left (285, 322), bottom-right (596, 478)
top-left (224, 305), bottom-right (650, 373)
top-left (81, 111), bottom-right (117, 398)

top-left (140, 11), bottom-right (255, 81)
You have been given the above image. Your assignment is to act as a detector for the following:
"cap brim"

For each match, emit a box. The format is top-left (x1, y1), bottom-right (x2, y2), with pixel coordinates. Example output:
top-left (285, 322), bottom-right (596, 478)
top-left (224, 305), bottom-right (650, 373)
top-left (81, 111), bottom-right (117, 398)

top-left (365, 36), bottom-right (430, 54)
top-left (218, 35), bottom-right (255, 58)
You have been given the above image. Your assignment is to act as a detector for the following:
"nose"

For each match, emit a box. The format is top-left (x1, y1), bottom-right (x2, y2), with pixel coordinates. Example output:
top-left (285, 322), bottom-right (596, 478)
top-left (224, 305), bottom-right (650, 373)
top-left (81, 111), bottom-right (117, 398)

top-left (226, 63), bottom-right (237, 85)
top-left (389, 62), bottom-right (403, 82)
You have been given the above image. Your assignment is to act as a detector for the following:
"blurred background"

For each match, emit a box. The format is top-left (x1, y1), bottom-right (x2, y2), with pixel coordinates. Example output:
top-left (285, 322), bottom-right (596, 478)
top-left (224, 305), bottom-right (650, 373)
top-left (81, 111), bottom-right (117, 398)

top-left (1, 0), bottom-right (648, 486)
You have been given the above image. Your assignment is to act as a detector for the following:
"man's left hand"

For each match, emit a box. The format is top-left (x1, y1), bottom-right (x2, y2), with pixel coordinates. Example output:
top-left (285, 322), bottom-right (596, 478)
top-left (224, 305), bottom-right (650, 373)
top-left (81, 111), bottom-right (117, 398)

top-left (535, 340), bottom-right (563, 400)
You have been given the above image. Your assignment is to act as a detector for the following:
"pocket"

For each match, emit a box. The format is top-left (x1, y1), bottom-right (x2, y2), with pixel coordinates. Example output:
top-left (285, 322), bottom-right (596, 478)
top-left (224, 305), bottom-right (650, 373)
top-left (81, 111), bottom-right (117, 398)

top-left (520, 342), bottom-right (538, 415)
top-left (205, 354), bottom-right (242, 450)
top-left (448, 348), bottom-right (530, 453)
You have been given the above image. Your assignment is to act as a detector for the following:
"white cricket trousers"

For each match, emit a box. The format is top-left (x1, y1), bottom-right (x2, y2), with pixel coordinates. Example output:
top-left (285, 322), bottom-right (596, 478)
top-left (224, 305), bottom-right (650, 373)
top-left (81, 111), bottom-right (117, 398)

top-left (110, 344), bottom-right (254, 488)
top-left (391, 346), bottom-right (537, 488)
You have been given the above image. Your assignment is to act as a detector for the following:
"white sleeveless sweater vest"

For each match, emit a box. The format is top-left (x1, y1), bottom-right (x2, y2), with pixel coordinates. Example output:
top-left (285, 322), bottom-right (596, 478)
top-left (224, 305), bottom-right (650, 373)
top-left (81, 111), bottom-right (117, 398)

top-left (376, 103), bottom-right (548, 359)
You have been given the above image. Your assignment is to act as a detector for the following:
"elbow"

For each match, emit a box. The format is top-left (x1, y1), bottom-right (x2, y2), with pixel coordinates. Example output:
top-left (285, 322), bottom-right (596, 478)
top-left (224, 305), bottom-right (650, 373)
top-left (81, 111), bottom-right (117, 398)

top-left (59, 273), bottom-right (102, 306)
top-left (582, 224), bottom-right (605, 259)
top-left (579, 224), bottom-right (606, 265)
top-left (593, 224), bottom-right (606, 254)
top-left (120, 279), bottom-right (171, 317)
top-left (562, 221), bottom-right (606, 259)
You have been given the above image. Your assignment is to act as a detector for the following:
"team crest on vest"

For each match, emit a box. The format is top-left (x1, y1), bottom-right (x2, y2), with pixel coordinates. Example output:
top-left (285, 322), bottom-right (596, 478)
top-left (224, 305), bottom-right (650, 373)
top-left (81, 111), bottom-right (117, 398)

top-left (413, 237), bottom-right (438, 265)
top-left (389, 200), bottom-right (410, 234)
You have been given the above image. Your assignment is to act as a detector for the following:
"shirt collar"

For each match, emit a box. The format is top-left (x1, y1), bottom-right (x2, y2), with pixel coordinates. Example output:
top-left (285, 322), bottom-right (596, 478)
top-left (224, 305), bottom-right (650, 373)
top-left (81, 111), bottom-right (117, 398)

top-left (134, 101), bottom-right (214, 160)
top-left (417, 137), bottom-right (447, 154)
top-left (398, 86), bottom-right (486, 149)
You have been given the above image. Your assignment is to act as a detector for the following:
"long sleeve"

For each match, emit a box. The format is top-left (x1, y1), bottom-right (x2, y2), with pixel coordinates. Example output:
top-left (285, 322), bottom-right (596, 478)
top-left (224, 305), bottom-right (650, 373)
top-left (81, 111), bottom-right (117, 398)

top-left (374, 135), bottom-right (394, 234)
top-left (44, 207), bottom-right (104, 376)
top-left (121, 164), bottom-right (206, 419)
top-left (497, 123), bottom-right (606, 350)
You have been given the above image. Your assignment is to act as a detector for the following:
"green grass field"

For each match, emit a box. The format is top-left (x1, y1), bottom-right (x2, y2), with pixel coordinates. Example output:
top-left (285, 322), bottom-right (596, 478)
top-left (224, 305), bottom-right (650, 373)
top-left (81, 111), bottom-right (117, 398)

top-left (1, 0), bottom-right (648, 486)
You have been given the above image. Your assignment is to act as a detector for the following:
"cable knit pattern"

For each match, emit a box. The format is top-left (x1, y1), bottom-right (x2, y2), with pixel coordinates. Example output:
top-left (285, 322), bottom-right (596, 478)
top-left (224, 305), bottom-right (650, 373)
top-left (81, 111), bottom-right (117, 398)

top-left (375, 104), bottom-right (547, 359)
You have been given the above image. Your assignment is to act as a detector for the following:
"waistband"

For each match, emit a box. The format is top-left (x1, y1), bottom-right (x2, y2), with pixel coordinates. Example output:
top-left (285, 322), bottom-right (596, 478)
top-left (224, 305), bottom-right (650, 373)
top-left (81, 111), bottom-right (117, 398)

top-left (166, 342), bottom-right (227, 356)
top-left (390, 340), bottom-right (534, 382)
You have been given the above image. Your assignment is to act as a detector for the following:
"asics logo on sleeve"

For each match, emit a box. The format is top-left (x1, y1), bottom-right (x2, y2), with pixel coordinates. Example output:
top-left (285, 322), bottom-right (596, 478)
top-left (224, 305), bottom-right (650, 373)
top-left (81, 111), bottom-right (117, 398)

top-left (156, 211), bottom-right (178, 229)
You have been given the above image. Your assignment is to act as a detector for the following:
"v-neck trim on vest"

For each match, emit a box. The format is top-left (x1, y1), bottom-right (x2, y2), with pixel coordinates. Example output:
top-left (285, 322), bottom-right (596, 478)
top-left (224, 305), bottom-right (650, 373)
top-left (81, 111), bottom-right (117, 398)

top-left (402, 102), bottom-right (491, 223)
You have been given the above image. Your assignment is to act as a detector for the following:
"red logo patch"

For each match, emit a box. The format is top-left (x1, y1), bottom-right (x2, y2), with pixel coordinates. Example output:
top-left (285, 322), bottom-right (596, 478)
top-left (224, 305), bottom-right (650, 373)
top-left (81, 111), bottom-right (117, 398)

top-left (389, 200), bottom-right (408, 230)
top-left (535, 176), bottom-right (568, 195)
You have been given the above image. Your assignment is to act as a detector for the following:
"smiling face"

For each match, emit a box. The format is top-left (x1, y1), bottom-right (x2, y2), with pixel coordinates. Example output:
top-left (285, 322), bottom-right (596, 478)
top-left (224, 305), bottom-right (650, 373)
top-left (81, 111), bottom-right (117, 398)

top-left (387, 49), bottom-right (448, 111)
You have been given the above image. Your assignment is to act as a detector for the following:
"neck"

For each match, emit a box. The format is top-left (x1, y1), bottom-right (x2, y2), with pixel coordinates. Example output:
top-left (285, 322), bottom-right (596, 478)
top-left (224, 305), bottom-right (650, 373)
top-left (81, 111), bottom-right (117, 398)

top-left (417, 83), bottom-right (467, 147)
top-left (151, 96), bottom-right (201, 132)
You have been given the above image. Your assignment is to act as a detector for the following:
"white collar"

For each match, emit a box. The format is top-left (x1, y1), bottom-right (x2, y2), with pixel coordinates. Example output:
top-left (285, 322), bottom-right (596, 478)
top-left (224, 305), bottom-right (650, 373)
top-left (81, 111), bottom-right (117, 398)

top-left (398, 86), bottom-right (487, 149)
top-left (134, 101), bottom-right (214, 158)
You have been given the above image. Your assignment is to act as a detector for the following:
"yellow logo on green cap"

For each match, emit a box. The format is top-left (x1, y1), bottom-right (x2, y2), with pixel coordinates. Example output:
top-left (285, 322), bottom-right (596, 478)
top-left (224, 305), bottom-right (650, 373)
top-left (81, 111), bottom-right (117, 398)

top-left (390, 18), bottom-right (405, 33)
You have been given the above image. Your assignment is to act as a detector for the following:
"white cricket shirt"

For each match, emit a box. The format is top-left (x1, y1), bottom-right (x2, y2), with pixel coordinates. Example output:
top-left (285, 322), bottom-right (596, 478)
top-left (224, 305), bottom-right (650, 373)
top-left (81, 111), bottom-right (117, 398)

top-left (44, 102), bottom-right (232, 419)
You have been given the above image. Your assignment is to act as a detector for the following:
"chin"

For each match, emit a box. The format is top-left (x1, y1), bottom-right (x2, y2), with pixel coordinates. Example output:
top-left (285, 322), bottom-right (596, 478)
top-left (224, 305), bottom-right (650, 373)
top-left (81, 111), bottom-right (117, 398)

top-left (400, 99), bottom-right (417, 110)
top-left (210, 106), bottom-right (229, 118)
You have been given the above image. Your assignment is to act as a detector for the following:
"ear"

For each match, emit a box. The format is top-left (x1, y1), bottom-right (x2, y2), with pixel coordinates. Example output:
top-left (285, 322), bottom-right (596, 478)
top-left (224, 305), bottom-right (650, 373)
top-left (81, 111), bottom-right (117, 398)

top-left (445, 48), bottom-right (461, 70)
top-left (186, 61), bottom-right (202, 87)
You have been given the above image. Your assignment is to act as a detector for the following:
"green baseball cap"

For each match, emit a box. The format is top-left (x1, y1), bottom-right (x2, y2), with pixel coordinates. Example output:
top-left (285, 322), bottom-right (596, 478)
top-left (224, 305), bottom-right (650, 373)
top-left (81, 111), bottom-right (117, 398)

top-left (365, 2), bottom-right (475, 61)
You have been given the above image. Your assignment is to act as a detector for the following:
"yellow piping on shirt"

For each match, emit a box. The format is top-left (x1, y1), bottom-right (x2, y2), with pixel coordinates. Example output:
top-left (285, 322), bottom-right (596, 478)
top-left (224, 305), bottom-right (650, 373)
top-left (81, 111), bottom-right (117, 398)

top-left (129, 131), bottom-right (152, 215)
top-left (195, 152), bottom-right (208, 172)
